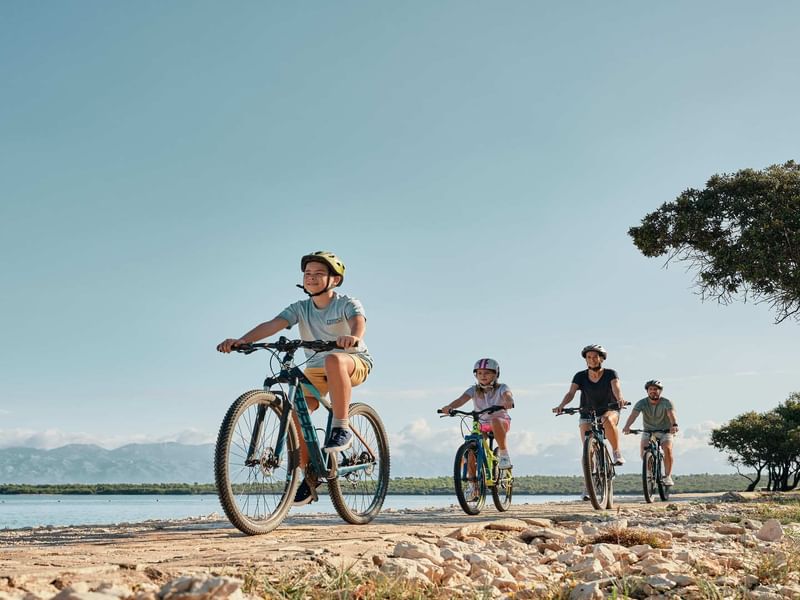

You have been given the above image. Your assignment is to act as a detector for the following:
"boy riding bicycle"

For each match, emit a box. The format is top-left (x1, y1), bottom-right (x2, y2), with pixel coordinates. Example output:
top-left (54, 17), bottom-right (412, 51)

top-left (622, 379), bottom-right (678, 486)
top-left (440, 358), bottom-right (515, 474)
top-left (217, 251), bottom-right (372, 505)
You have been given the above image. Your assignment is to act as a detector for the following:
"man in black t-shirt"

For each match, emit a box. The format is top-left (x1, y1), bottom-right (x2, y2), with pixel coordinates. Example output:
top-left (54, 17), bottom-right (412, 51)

top-left (553, 345), bottom-right (629, 494)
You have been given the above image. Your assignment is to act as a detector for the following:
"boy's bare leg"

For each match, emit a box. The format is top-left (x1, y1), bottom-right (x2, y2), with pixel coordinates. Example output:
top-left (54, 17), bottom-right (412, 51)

top-left (324, 353), bottom-right (355, 419)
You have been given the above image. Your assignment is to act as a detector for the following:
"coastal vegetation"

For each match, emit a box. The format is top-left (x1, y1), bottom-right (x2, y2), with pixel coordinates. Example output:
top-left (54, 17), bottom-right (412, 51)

top-left (0, 473), bottom-right (748, 495)
top-left (711, 393), bottom-right (800, 491)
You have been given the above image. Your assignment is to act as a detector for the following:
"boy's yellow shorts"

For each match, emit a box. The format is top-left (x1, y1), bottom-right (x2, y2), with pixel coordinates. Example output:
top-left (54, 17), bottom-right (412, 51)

top-left (301, 355), bottom-right (370, 401)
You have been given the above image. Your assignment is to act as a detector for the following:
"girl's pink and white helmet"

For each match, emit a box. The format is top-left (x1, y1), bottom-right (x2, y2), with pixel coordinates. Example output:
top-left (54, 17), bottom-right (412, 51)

top-left (473, 358), bottom-right (500, 377)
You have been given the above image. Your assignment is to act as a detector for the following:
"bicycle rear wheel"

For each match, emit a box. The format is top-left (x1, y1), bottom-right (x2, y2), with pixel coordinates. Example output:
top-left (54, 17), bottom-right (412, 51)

top-left (491, 453), bottom-right (513, 512)
top-left (642, 449), bottom-right (656, 503)
top-left (657, 452), bottom-right (670, 501)
top-left (214, 390), bottom-right (300, 535)
top-left (582, 436), bottom-right (608, 510)
top-left (327, 403), bottom-right (390, 525)
top-left (454, 442), bottom-right (485, 515)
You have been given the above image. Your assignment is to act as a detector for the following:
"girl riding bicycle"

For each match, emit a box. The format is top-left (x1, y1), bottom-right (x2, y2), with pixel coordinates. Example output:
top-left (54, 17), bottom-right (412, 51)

top-left (440, 358), bottom-right (515, 471)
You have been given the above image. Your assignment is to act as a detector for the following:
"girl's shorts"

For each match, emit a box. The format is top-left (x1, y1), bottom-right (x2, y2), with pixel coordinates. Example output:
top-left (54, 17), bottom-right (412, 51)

top-left (479, 417), bottom-right (511, 434)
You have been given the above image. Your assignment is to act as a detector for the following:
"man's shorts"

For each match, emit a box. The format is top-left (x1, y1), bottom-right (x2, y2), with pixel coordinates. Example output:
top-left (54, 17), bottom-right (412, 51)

top-left (479, 417), bottom-right (511, 434)
top-left (642, 431), bottom-right (673, 444)
top-left (301, 354), bottom-right (370, 400)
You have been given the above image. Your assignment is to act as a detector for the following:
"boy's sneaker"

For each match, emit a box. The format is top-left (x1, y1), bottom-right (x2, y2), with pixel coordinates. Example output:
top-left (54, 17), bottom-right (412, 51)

top-left (293, 477), bottom-right (321, 506)
top-left (498, 454), bottom-right (513, 470)
top-left (613, 450), bottom-right (625, 466)
top-left (324, 427), bottom-right (353, 453)
top-left (662, 475), bottom-right (674, 486)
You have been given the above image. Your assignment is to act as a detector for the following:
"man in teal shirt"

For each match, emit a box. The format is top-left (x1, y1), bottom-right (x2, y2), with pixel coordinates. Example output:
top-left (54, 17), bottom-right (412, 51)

top-left (622, 380), bottom-right (679, 485)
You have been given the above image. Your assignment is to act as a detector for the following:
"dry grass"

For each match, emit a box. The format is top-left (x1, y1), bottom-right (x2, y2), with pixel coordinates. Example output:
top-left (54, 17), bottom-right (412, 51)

top-left (587, 525), bottom-right (669, 549)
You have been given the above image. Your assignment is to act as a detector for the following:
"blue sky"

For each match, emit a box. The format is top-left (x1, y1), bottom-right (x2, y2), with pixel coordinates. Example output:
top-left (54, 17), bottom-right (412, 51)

top-left (1, 2), bottom-right (798, 477)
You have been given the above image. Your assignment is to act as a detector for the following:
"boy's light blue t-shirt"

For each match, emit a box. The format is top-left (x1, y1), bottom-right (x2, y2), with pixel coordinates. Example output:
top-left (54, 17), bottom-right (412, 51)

top-left (277, 293), bottom-right (373, 370)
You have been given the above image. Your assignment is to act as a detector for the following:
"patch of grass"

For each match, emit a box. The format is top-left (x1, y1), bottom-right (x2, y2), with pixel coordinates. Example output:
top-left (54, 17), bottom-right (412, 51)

top-left (750, 539), bottom-right (800, 586)
top-left (587, 525), bottom-right (669, 549)
top-left (752, 503), bottom-right (800, 524)
top-left (241, 563), bottom-right (455, 600)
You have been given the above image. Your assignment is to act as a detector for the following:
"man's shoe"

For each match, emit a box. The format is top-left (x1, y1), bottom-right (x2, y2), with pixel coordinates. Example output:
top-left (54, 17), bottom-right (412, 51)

top-left (498, 454), bottom-right (513, 470)
top-left (324, 427), bottom-right (353, 453)
top-left (293, 477), bottom-right (321, 506)
top-left (582, 491), bottom-right (591, 501)
top-left (662, 475), bottom-right (674, 486)
top-left (613, 450), bottom-right (625, 466)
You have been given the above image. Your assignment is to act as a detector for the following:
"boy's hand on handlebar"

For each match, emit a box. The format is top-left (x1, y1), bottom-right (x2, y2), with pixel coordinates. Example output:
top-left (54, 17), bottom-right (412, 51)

top-left (337, 335), bottom-right (360, 350)
top-left (217, 338), bottom-right (247, 353)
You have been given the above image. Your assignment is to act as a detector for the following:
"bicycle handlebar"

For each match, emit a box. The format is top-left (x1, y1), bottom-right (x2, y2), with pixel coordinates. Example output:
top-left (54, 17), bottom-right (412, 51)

top-left (556, 405), bottom-right (626, 416)
top-left (627, 428), bottom-right (672, 434)
top-left (232, 337), bottom-right (343, 355)
top-left (437, 405), bottom-right (505, 418)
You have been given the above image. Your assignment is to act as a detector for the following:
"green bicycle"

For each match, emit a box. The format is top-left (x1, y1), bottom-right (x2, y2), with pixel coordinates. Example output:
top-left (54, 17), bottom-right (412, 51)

top-left (438, 405), bottom-right (513, 515)
top-left (214, 337), bottom-right (390, 535)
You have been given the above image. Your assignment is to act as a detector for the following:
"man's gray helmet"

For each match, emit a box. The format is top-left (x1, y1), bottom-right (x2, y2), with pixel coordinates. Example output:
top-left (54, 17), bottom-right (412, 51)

top-left (645, 379), bottom-right (663, 390)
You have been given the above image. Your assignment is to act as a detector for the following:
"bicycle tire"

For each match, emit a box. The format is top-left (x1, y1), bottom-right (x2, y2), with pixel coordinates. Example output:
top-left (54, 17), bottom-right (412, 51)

top-left (454, 442), bottom-right (485, 515)
top-left (582, 436), bottom-right (607, 510)
top-left (657, 451), bottom-right (670, 501)
top-left (642, 449), bottom-right (656, 504)
top-left (491, 454), bottom-right (513, 512)
top-left (214, 390), bottom-right (301, 535)
top-left (327, 403), bottom-right (390, 525)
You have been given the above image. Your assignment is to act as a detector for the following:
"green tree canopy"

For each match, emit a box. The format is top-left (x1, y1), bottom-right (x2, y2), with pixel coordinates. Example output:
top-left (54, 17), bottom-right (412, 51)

top-left (629, 161), bottom-right (800, 323)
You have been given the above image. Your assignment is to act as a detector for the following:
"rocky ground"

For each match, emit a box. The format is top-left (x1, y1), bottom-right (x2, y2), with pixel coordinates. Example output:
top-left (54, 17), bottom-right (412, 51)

top-left (1, 492), bottom-right (799, 599)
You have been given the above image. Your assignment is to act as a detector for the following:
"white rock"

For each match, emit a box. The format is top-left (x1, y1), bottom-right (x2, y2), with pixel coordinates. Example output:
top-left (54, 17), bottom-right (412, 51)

top-left (393, 540), bottom-right (444, 565)
top-left (568, 581), bottom-right (603, 600)
top-left (756, 519), bottom-right (783, 542)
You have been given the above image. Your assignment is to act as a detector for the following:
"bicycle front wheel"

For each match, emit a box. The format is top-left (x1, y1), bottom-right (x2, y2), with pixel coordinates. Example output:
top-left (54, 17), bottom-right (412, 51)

top-left (454, 442), bottom-right (485, 515)
top-left (214, 390), bottom-right (301, 535)
top-left (491, 455), bottom-right (513, 512)
top-left (582, 436), bottom-right (608, 510)
top-left (642, 449), bottom-right (656, 503)
top-left (328, 402), bottom-right (390, 525)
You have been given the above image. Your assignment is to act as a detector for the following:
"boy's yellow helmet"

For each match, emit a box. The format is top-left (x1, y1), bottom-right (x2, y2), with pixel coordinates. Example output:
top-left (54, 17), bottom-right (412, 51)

top-left (301, 251), bottom-right (346, 285)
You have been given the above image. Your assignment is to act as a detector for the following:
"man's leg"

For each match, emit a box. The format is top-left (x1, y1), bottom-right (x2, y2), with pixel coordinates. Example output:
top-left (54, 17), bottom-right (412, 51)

top-left (661, 440), bottom-right (674, 476)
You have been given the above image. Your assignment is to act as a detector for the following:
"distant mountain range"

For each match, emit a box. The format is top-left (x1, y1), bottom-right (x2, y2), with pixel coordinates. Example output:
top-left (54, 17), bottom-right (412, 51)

top-left (0, 440), bottom-right (735, 484)
top-left (0, 443), bottom-right (215, 484)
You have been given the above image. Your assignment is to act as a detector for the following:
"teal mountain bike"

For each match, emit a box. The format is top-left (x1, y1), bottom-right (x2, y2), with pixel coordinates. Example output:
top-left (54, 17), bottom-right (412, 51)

top-left (558, 407), bottom-right (618, 510)
top-left (438, 405), bottom-right (513, 515)
top-left (215, 337), bottom-right (390, 535)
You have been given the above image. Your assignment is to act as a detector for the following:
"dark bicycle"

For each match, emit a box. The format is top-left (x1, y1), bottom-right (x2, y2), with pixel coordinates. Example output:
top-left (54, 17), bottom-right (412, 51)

top-left (627, 429), bottom-right (671, 502)
top-left (214, 337), bottom-right (390, 535)
top-left (557, 407), bottom-right (620, 510)
top-left (437, 406), bottom-right (513, 515)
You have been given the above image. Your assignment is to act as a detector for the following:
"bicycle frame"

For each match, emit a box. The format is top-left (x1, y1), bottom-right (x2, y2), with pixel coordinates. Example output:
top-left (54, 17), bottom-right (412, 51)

top-left (461, 418), bottom-right (498, 488)
top-left (250, 343), bottom-right (372, 482)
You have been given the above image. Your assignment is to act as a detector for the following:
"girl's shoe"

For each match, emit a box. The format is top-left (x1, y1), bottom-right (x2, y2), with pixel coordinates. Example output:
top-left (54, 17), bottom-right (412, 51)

top-left (498, 454), bottom-right (513, 469)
